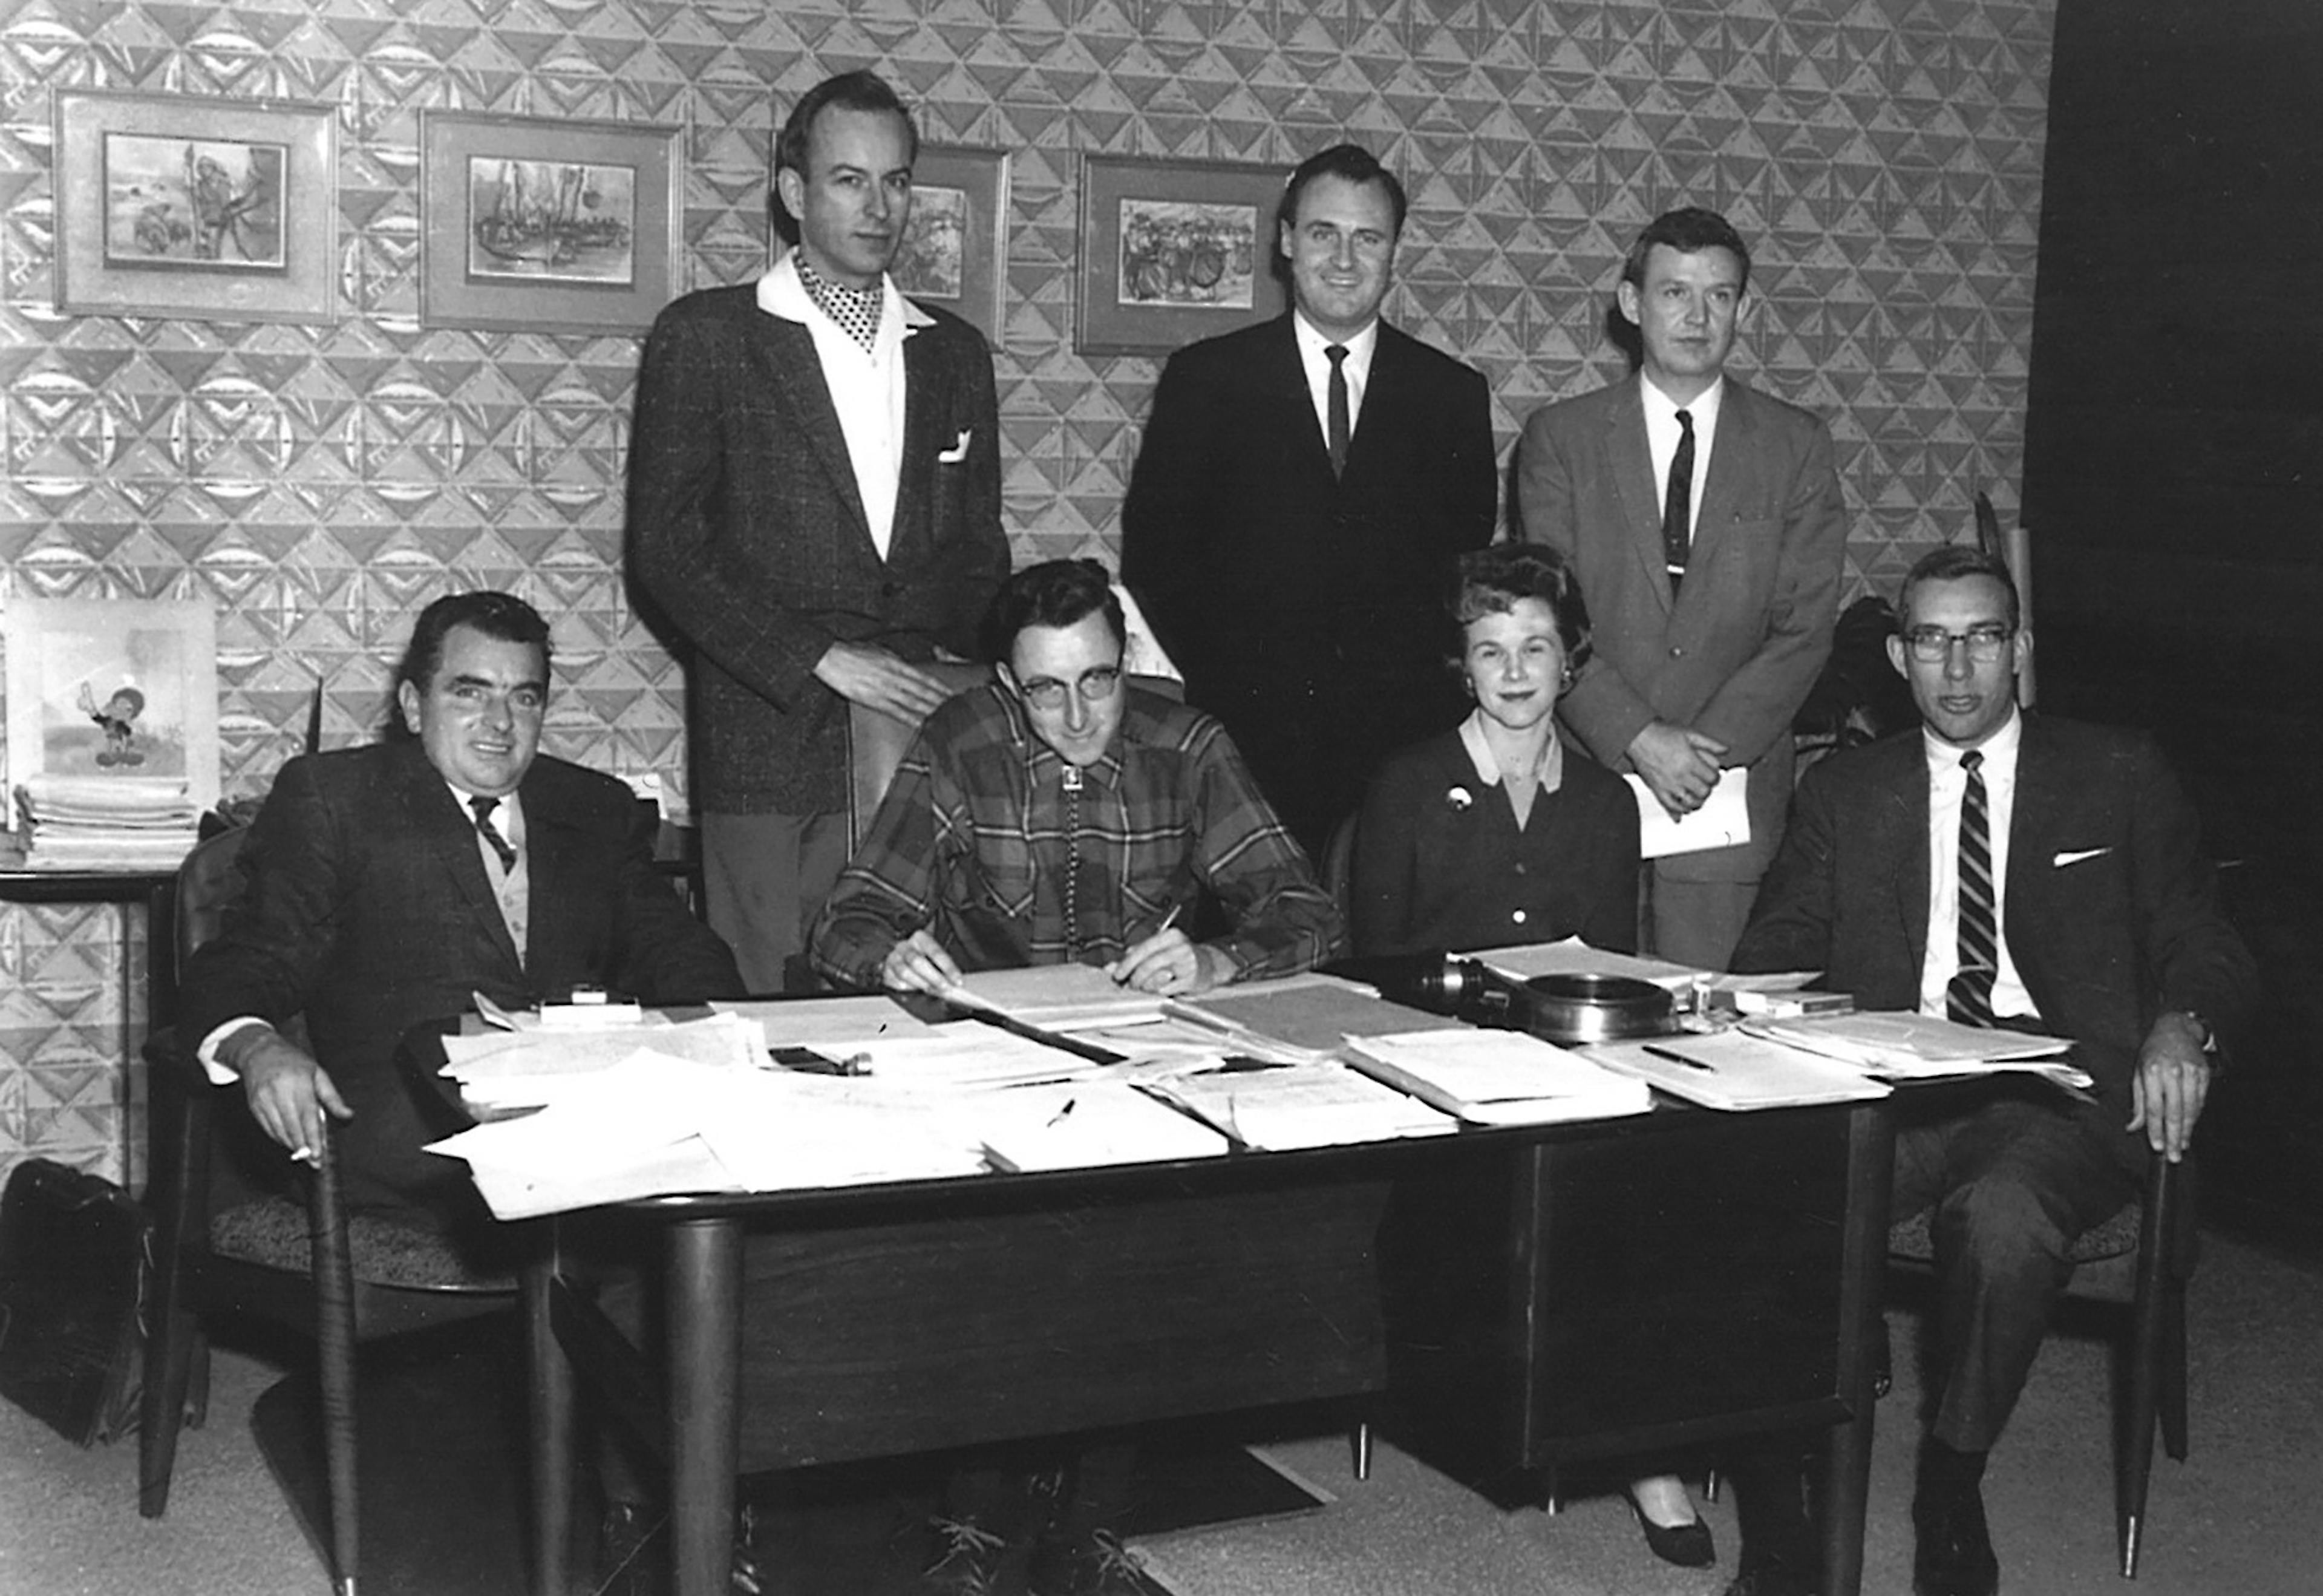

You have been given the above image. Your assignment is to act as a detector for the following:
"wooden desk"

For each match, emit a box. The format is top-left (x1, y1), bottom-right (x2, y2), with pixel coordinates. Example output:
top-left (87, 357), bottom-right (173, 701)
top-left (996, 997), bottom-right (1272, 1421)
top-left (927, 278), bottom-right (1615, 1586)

top-left (523, 1099), bottom-right (1892, 1596)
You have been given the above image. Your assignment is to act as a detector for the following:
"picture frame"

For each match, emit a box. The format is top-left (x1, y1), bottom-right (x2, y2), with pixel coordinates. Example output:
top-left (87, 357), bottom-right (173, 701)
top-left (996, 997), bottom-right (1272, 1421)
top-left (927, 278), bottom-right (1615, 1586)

top-left (51, 90), bottom-right (338, 325)
top-left (4, 598), bottom-right (220, 809)
top-left (890, 145), bottom-right (1011, 350)
top-left (1074, 154), bottom-right (1287, 356)
top-left (419, 110), bottom-right (682, 337)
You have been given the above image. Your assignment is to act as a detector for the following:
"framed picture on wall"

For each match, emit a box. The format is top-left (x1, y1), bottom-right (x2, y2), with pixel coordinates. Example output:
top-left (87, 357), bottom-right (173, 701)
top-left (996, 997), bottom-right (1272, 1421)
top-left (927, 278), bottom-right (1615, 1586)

top-left (1074, 154), bottom-right (1287, 356)
top-left (51, 90), bottom-right (338, 325)
top-left (890, 145), bottom-right (1011, 349)
top-left (419, 111), bottom-right (682, 336)
top-left (3, 597), bottom-right (220, 809)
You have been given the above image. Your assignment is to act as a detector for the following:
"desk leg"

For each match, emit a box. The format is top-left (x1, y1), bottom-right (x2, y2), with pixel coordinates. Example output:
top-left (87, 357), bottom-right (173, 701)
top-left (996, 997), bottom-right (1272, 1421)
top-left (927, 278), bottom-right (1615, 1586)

top-left (1821, 1102), bottom-right (1897, 1596)
top-left (528, 1247), bottom-right (574, 1596)
top-left (668, 1217), bottom-right (743, 1596)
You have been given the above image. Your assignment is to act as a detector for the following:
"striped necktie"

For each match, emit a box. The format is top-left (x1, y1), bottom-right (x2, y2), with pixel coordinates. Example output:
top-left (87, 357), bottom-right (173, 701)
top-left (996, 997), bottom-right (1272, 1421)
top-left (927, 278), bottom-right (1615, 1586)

top-left (469, 795), bottom-right (517, 874)
top-left (1946, 750), bottom-right (1998, 1025)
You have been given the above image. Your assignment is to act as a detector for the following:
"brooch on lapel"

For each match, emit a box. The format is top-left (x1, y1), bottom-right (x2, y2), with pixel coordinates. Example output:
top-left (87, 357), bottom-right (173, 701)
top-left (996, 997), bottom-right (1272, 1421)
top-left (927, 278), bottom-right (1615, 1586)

top-left (1445, 785), bottom-right (1474, 812)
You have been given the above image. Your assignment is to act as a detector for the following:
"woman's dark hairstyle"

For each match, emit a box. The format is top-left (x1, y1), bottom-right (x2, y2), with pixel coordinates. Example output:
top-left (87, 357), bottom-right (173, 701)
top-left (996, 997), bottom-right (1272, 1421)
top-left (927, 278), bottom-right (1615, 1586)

top-left (1450, 543), bottom-right (1592, 672)
top-left (987, 558), bottom-right (1126, 659)
top-left (771, 71), bottom-right (918, 247)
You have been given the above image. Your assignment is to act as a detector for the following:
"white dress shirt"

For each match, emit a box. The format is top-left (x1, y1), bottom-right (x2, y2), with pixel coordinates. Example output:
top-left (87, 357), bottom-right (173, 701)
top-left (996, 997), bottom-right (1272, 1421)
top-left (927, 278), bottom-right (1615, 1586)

top-left (1292, 313), bottom-right (1378, 451)
top-left (1639, 372), bottom-right (1723, 539)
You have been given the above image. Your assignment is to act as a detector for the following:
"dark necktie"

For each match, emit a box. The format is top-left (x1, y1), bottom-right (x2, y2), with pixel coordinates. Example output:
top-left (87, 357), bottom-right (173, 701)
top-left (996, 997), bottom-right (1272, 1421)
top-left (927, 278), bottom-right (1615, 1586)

top-left (1662, 407), bottom-right (1694, 592)
top-left (1325, 344), bottom-right (1350, 479)
top-left (1946, 750), bottom-right (1998, 1025)
top-left (469, 795), bottom-right (517, 874)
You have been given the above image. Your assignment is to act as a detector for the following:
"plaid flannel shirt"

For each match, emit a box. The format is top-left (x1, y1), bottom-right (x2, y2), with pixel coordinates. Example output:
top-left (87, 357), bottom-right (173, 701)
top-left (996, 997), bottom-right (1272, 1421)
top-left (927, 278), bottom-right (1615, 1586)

top-left (811, 684), bottom-right (1344, 987)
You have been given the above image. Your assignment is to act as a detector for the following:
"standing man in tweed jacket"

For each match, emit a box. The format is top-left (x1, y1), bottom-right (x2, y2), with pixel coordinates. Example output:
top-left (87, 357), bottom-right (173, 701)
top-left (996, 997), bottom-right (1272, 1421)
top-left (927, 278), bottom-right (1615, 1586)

top-left (629, 70), bottom-right (1010, 992)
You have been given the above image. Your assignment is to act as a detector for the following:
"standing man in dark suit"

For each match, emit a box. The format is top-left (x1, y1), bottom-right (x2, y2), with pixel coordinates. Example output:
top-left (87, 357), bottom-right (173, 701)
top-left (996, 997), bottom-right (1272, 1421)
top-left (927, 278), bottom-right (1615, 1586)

top-left (629, 70), bottom-right (1009, 993)
top-left (1516, 206), bottom-right (1848, 971)
top-left (1122, 143), bottom-right (1497, 860)
top-left (1722, 546), bottom-right (2256, 1596)
top-left (181, 592), bottom-right (744, 1229)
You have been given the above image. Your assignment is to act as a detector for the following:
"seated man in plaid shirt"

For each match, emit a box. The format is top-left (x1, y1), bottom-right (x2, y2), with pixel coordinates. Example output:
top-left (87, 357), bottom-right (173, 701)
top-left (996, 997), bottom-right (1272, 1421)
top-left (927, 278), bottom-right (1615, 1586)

top-left (811, 555), bottom-right (1344, 998)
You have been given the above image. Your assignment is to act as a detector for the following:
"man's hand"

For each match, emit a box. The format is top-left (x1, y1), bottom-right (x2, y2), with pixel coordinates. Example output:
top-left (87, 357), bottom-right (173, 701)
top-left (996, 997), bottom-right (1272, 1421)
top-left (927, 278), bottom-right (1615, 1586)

top-left (814, 643), bottom-right (956, 724)
top-left (880, 929), bottom-right (965, 998)
top-left (1105, 930), bottom-right (1229, 996)
top-left (230, 1029), bottom-right (352, 1163)
top-left (1626, 722), bottom-right (1728, 817)
top-left (2127, 1011), bottom-right (2215, 1163)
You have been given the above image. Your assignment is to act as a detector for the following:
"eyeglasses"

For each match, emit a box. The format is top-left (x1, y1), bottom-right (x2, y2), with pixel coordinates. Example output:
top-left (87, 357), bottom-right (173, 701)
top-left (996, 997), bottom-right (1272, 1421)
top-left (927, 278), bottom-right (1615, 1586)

top-left (1015, 666), bottom-right (1122, 710)
top-left (1902, 624), bottom-right (2014, 664)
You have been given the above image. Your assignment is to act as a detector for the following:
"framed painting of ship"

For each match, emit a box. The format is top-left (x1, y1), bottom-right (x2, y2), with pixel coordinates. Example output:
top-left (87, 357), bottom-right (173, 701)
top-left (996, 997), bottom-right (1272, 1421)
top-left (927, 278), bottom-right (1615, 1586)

top-left (53, 90), bottom-right (338, 324)
top-left (420, 111), bottom-right (682, 336)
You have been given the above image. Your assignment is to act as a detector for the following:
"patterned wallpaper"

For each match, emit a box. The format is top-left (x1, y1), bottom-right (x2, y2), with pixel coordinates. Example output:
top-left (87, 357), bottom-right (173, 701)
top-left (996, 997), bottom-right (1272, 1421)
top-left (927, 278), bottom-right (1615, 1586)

top-left (0, 0), bottom-right (2057, 1183)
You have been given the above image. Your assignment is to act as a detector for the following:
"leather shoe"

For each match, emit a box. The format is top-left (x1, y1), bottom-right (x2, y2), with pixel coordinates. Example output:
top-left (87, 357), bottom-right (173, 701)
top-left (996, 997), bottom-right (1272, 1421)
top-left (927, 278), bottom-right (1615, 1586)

top-left (1720, 1549), bottom-right (1821, 1596)
top-left (1913, 1477), bottom-right (1999, 1596)
top-left (1625, 1486), bottom-right (1717, 1568)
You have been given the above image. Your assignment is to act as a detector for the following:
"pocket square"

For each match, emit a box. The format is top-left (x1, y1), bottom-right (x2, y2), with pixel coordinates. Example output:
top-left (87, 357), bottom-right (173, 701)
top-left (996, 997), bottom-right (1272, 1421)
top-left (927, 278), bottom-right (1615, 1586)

top-left (2052, 847), bottom-right (2112, 868)
top-left (937, 429), bottom-right (972, 463)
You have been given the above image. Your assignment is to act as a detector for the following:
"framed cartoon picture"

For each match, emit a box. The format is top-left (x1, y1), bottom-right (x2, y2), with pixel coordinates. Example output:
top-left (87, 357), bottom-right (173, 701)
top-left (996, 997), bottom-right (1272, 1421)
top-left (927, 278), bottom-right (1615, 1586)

top-left (420, 111), bottom-right (683, 336)
top-left (889, 145), bottom-right (1012, 349)
top-left (4, 598), bottom-right (219, 808)
top-left (1075, 154), bottom-right (1287, 356)
top-left (51, 90), bottom-right (338, 324)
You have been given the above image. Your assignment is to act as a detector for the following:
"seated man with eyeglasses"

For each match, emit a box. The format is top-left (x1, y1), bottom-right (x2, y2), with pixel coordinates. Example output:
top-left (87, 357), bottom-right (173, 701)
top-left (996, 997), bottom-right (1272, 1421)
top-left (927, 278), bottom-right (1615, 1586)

top-left (1716, 544), bottom-right (2255, 1596)
top-left (812, 556), bottom-right (1343, 999)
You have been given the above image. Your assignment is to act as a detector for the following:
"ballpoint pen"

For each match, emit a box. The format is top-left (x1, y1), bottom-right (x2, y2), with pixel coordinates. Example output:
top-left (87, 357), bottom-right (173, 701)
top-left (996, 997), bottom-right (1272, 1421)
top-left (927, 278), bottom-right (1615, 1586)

top-left (1045, 1097), bottom-right (1077, 1127)
top-left (1642, 1043), bottom-right (1716, 1073)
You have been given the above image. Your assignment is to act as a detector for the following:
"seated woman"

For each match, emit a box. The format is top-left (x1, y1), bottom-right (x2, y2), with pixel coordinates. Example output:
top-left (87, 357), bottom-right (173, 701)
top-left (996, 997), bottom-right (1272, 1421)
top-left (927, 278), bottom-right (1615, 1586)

top-left (1350, 544), bottom-right (1713, 1571)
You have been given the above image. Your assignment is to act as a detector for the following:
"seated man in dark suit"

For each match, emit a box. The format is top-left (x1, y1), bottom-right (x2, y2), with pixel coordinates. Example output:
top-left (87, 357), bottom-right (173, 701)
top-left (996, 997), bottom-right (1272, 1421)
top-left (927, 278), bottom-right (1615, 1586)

top-left (181, 590), bottom-right (744, 1233)
top-left (811, 556), bottom-right (1344, 998)
top-left (1722, 546), bottom-right (2257, 1596)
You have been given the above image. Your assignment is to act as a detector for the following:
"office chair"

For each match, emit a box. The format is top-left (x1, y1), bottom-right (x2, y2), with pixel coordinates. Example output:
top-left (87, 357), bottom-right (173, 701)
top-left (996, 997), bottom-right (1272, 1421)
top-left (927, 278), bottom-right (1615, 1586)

top-left (139, 826), bottom-right (516, 1596)
top-left (1889, 1149), bottom-right (2194, 1578)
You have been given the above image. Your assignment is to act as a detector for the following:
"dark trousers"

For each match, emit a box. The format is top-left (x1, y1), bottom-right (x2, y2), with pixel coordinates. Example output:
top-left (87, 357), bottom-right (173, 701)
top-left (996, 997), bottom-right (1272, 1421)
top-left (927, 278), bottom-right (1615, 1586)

top-left (1892, 1087), bottom-right (2135, 1453)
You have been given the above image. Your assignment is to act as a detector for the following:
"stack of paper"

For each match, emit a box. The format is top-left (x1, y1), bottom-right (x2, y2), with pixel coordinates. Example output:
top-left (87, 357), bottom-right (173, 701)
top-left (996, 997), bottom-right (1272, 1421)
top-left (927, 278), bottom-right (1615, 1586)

top-left (714, 995), bottom-right (938, 1051)
top-left (942, 963), bottom-right (1168, 1031)
top-left (1342, 1029), bottom-right (1653, 1126)
top-left (426, 1055), bottom-right (988, 1218)
top-left (1148, 1062), bottom-right (1459, 1150)
top-left (13, 774), bottom-right (201, 869)
top-left (963, 1080), bottom-right (1231, 1172)
top-left (1584, 1032), bottom-right (1892, 1110)
top-left (1741, 1012), bottom-right (2093, 1089)
top-left (442, 1011), bottom-right (765, 1111)
top-left (810, 1027), bottom-right (1113, 1088)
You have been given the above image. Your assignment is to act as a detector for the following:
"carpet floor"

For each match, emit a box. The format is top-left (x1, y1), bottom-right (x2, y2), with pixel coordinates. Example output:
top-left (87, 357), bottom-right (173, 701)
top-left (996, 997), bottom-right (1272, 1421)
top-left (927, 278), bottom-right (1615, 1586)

top-left (3, 1230), bottom-right (2317, 1595)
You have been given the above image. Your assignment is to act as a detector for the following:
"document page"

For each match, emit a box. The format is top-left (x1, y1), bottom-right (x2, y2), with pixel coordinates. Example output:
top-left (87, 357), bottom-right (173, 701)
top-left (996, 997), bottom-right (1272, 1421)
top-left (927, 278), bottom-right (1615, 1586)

top-left (967, 1081), bottom-right (1231, 1172)
top-left (943, 962), bottom-right (1168, 1030)
top-left (1742, 1011), bottom-right (2090, 1086)
top-left (1469, 937), bottom-right (1708, 993)
top-left (1584, 1031), bottom-right (1892, 1110)
top-left (1342, 1029), bottom-right (1652, 1126)
top-left (1625, 768), bottom-right (1750, 859)
top-left (1149, 1061), bottom-right (1459, 1150)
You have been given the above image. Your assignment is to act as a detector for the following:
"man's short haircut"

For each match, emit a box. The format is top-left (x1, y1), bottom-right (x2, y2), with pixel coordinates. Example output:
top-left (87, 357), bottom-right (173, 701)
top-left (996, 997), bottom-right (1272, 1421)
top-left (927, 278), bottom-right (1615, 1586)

top-left (1451, 543), bottom-right (1593, 673)
top-left (1897, 543), bottom-right (2022, 633)
top-left (396, 591), bottom-right (552, 699)
top-left (1276, 143), bottom-right (1408, 244)
top-left (770, 70), bottom-right (918, 246)
top-left (989, 558), bottom-right (1126, 658)
top-left (1621, 206), bottom-right (1753, 296)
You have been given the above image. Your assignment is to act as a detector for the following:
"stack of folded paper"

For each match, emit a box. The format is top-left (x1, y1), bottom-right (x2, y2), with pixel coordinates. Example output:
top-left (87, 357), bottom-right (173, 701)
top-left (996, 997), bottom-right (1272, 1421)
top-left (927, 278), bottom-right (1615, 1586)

top-left (1342, 1028), bottom-right (1652, 1126)
top-left (13, 774), bottom-right (200, 869)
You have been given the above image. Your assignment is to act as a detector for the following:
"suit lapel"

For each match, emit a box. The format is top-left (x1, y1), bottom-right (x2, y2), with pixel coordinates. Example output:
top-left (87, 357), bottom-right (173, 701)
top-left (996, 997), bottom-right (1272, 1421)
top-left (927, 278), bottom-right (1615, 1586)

top-left (1603, 377), bottom-right (1670, 610)
top-left (1258, 317), bottom-right (1332, 482)
top-left (1692, 379), bottom-right (1754, 568)
top-left (889, 316), bottom-right (945, 567)
top-left (757, 315), bottom-right (873, 546)
top-left (1877, 737), bottom-right (1932, 977)
top-left (395, 748), bottom-right (524, 976)
top-left (2000, 718), bottom-right (2063, 1007)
